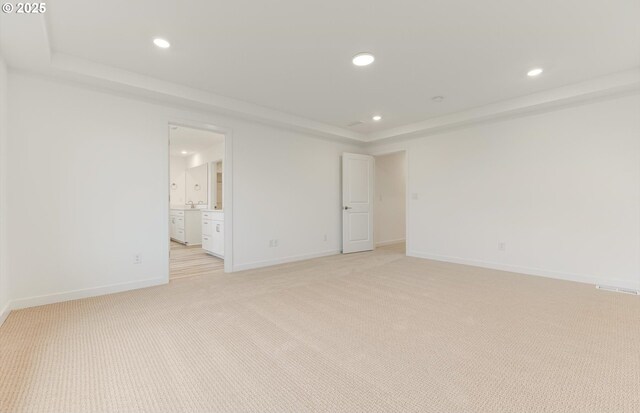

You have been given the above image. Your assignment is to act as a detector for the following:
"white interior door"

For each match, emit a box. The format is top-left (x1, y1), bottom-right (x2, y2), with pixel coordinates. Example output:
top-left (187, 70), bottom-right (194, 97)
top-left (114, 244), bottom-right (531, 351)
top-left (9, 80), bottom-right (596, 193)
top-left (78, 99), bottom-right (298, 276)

top-left (342, 153), bottom-right (374, 254)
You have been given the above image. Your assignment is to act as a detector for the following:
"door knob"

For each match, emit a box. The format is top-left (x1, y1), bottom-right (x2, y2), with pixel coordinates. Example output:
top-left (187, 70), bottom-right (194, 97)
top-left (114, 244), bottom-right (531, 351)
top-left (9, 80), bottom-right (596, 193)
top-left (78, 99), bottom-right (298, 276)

top-left (344, 206), bottom-right (352, 210)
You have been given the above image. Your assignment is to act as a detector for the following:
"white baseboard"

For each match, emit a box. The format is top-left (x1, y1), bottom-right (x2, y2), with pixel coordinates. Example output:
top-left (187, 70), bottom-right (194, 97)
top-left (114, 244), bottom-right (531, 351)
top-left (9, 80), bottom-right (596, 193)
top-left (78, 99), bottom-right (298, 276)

top-left (407, 250), bottom-right (640, 291)
top-left (233, 250), bottom-right (340, 272)
top-left (0, 300), bottom-right (11, 327)
top-left (9, 277), bottom-right (168, 310)
top-left (376, 239), bottom-right (406, 247)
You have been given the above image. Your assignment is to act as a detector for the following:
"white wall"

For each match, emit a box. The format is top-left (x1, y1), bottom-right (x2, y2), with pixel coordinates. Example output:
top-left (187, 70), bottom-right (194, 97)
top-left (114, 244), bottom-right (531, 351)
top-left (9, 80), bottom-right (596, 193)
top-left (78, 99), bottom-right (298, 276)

top-left (374, 152), bottom-right (406, 246)
top-left (231, 120), bottom-right (353, 270)
top-left (370, 94), bottom-right (640, 290)
top-left (7, 73), bottom-right (359, 308)
top-left (4, 70), bottom-right (637, 314)
top-left (0, 56), bottom-right (9, 322)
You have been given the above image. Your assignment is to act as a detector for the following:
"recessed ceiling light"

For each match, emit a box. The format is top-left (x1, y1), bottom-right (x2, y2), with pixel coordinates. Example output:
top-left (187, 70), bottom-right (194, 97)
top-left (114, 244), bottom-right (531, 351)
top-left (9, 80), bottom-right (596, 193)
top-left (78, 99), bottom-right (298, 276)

top-left (181, 150), bottom-right (188, 155)
top-left (153, 38), bottom-right (171, 49)
top-left (372, 115), bottom-right (382, 121)
top-left (432, 96), bottom-right (444, 103)
top-left (527, 68), bottom-right (543, 77)
top-left (352, 53), bottom-right (375, 66)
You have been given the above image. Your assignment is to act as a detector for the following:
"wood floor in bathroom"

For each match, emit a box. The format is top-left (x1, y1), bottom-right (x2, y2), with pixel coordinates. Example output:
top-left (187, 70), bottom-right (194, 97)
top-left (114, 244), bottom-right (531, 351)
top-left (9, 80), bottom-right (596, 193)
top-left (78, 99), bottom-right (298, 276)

top-left (169, 241), bottom-right (224, 280)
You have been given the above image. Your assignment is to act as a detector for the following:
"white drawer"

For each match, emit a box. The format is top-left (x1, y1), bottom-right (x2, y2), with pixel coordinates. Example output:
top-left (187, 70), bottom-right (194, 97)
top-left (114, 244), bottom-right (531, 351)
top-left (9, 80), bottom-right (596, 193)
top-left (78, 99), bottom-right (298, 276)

top-left (176, 216), bottom-right (185, 230)
top-left (202, 234), bottom-right (213, 252)
top-left (202, 218), bottom-right (213, 236)
top-left (171, 210), bottom-right (185, 216)
top-left (173, 228), bottom-right (185, 242)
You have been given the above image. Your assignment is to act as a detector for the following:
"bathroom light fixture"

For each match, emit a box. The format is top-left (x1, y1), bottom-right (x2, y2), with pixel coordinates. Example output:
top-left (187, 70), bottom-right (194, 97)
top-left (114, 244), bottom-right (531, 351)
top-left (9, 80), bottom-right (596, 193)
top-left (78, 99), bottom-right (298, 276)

top-left (153, 38), bottom-right (171, 49)
top-left (432, 96), bottom-right (444, 103)
top-left (372, 115), bottom-right (382, 121)
top-left (527, 67), bottom-right (543, 77)
top-left (352, 53), bottom-right (375, 66)
top-left (181, 150), bottom-right (188, 155)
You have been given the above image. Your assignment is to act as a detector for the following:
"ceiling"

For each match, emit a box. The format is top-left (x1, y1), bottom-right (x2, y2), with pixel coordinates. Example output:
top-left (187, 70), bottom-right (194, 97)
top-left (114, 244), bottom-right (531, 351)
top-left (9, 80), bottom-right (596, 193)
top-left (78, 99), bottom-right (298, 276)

top-left (44, 0), bottom-right (640, 134)
top-left (169, 126), bottom-right (224, 157)
top-left (1, 0), bottom-right (638, 141)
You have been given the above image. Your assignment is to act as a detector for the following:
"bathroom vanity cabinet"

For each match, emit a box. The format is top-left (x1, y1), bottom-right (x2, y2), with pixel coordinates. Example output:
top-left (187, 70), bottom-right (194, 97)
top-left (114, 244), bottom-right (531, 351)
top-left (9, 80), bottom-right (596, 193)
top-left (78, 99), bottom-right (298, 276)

top-left (170, 208), bottom-right (202, 245)
top-left (202, 210), bottom-right (224, 258)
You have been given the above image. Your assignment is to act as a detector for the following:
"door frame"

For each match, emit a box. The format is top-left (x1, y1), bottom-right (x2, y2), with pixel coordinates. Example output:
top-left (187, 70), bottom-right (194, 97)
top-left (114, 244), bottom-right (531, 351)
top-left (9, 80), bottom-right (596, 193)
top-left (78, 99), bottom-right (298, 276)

top-left (368, 148), bottom-right (409, 255)
top-left (168, 120), bottom-right (234, 273)
top-left (208, 158), bottom-right (223, 210)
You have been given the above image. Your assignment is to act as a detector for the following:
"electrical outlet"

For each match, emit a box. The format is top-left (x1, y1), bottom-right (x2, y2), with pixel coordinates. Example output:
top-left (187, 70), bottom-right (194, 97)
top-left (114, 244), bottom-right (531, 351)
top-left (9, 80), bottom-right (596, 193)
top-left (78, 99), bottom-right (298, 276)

top-left (133, 254), bottom-right (142, 264)
top-left (274, 239), bottom-right (279, 247)
top-left (323, 234), bottom-right (328, 242)
top-left (412, 193), bottom-right (419, 200)
top-left (498, 242), bottom-right (506, 252)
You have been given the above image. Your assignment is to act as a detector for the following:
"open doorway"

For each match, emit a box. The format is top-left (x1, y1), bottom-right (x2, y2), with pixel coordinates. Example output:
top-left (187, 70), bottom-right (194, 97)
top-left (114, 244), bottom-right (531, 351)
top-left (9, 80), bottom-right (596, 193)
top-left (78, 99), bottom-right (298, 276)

top-left (374, 151), bottom-right (407, 253)
top-left (341, 151), bottom-right (407, 255)
top-left (169, 125), bottom-right (226, 280)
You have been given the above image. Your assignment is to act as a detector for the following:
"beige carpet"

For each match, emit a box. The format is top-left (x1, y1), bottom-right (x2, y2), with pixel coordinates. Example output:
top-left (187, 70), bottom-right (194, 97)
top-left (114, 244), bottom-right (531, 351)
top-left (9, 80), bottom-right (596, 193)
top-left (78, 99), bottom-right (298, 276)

top-left (1, 244), bottom-right (639, 413)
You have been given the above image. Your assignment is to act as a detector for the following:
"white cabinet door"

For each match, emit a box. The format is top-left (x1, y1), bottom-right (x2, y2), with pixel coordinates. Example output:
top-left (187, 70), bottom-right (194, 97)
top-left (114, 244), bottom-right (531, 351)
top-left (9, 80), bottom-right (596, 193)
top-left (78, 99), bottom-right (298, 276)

top-left (175, 228), bottom-right (186, 243)
top-left (202, 234), bottom-right (213, 252)
top-left (202, 218), bottom-right (213, 236)
top-left (170, 216), bottom-right (177, 239)
top-left (212, 220), bottom-right (224, 256)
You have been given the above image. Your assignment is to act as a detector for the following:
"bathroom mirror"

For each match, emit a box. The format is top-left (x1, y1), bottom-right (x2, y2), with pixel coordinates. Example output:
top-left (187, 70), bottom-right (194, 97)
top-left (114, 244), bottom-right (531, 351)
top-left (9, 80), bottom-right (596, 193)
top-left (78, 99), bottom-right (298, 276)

top-left (185, 163), bottom-right (208, 206)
